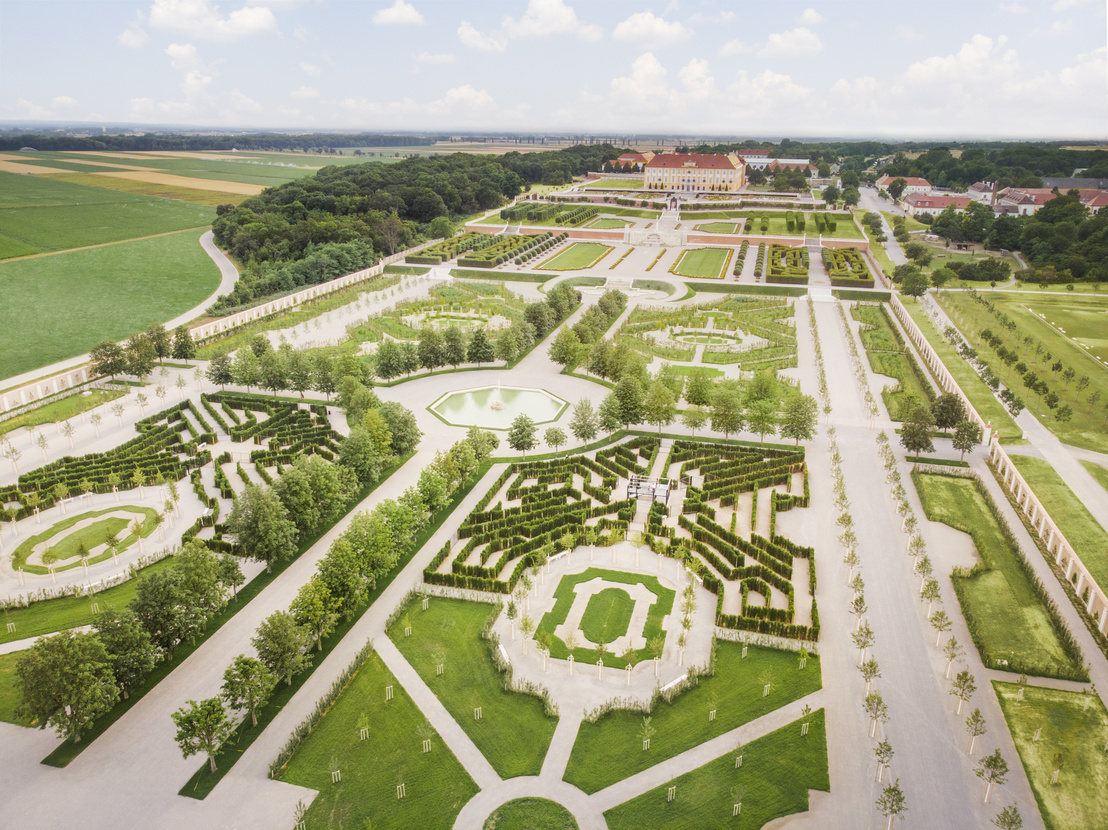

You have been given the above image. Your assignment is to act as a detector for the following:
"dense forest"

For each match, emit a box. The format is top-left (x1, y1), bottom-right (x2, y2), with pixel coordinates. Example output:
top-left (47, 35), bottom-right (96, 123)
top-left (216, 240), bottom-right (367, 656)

top-left (879, 145), bottom-right (1108, 190)
top-left (0, 132), bottom-right (433, 152)
top-left (209, 143), bottom-right (622, 310)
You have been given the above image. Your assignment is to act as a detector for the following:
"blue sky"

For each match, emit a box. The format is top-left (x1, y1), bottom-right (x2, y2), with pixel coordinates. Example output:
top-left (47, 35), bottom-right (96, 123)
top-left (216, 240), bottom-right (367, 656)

top-left (1, 0), bottom-right (1105, 138)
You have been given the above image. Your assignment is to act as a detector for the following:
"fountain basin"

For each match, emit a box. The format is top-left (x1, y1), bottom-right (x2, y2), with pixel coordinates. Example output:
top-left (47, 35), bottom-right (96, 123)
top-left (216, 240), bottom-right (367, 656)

top-left (429, 385), bottom-right (567, 429)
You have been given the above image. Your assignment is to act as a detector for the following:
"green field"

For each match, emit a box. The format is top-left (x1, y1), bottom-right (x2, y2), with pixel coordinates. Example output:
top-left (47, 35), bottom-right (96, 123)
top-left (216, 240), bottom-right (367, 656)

top-left (536, 242), bottom-right (613, 271)
top-left (45, 173), bottom-right (237, 207)
top-left (564, 642), bottom-right (822, 793)
top-left (580, 588), bottom-right (635, 645)
top-left (581, 179), bottom-right (644, 190)
top-left (898, 298), bottom-right (1022, 441)
top-left (670, 248), bottom-right (730, 280)
top-left (1081, 460), bottom-right (1108, 494)
top-left (483, 799), bottom-right (578, 830)
top-left (914, 472), bottom-right (1086, 679)
top-left (278, 650), bottom-right (478, 830)
top-left (694, 222), bottom-right (739, 234)
top-left (389, 597), bottom-right (558, 778)
top-left (588, 218), bottom-right (632, 229)
top-left (0, 651), bottom-right (32, 725)
top-left (938, 292), bottom-right (1108, 453)
top-left (1009, 455), bottom-right (1108, 587)
top-left (604, 710), bottom-right (829, 830)
top-left (0, 228), bottom-right (220, 380)
top-left (851, 303), bottom-right (935, 420)
top-left (24, 151), bottom-right (319, 188)
top-left (994, 681), bottom-right (1108, 830)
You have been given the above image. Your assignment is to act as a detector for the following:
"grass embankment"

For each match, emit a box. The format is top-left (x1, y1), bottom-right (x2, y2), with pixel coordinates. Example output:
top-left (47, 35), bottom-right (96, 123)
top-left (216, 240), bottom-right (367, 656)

top-left (564, 642), bottom-right (822, 793)
top-left (850, 303), bottom-right (934, 420)
top-left (936, 292), bottom-right (1108, 453)
top-left (0, 387), bottom-right (127, 437)
top-left (993, 681), bottom-right (1108, 830)
top-left (389, 597), bottom-right (557, 779)
top-left (483, 799), bottom-right (578, 830)
top-left (0, 229), bottom-right (220, 380)
top-left (1081, 460), bottom-right (1108, 494)
top-left (278, 650), bottom-right (478, 830)
top-left (898, 298), bottom-right (1022, 441)
top-left (913, 472), bottom-right (1086, 680)
top-left (1009, 455), bottom-right (1108, 588)
top-left (604, 710), bottom-right (829, 830)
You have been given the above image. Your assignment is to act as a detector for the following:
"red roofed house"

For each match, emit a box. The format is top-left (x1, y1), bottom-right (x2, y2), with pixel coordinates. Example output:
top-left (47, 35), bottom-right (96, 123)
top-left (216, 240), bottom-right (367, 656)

top-left (644, 152), bottom-right (746, 193)
top-left (766, 159), bottom-right (819, 176)
top-left (876, 175), bottom-right (931, 196)
top-left (612, 151), bottom-right (654, 171)
top-left (1084, 192), bottom-right (1108, 215)
top-left (903, 193), bottom-right (973, 218)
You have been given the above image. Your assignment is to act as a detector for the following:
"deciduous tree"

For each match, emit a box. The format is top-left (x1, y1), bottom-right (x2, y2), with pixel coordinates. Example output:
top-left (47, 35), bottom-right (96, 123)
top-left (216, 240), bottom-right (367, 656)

top-left (171, 697), bottom-right (235, 773)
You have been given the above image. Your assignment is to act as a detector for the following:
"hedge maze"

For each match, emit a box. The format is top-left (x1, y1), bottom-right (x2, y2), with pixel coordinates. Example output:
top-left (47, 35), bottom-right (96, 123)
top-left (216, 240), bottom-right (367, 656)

top-left (423, 437), bottom-right (661, 594)
top-left (765, 244), bottom-right (810, 285)
top-left (822, 246), bottom-right (873, 288)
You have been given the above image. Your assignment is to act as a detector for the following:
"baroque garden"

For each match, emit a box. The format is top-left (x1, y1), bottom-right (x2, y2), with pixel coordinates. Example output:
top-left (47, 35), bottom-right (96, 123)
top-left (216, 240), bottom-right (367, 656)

top-left (1, 145), bottom-right (1107, 830)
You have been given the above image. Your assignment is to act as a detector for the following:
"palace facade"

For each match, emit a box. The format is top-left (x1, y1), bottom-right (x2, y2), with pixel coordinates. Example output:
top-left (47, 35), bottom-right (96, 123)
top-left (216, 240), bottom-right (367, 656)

top-left (643, 152), bottom-right (746, 193)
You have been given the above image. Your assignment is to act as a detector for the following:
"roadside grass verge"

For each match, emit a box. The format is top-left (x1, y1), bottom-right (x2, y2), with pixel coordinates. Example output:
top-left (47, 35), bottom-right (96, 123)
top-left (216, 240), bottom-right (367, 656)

top-left (564, 642), bottom-right (822, 793)
top-left (603, 710), bottom-right (829, 830)
top-left (1081, 460), bottom-right (1108, 495)
top-left (389, 597), bottom-right (558, 779)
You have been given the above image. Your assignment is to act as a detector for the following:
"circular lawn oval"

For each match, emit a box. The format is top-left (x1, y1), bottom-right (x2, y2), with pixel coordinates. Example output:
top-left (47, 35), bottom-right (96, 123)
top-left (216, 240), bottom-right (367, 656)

top-left (579, 587), bottom-right (634, 645)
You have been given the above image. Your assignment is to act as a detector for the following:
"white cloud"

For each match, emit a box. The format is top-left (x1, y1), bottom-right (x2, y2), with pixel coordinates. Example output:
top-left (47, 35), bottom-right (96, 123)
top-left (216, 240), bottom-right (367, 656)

top-left (999, 2), bottom-right (1027, 11)
top-left (678, 58), bottom-right (715, 101)
top-left (458, 21), bottom-right (507, 52)
top-left (119, 23), bottom-right (149, 48)
top-left (896, 25), bottom-right (921, 40)
top-left (610, 52), bottom-right (675, 110)
top-left (290, 85), bottom-right (319, 100)
top-left (719, 40), bottom-right (751, 57)
top-left (413, 51), bottom-right (455, 73)
top-left (166, 42), bottom-right (202, 71)
top-left (299, 61), bottom-right (321, 76)
top-left (429, 84), bottom-right (495, 112)
top-left (372, 1), bottom-right (423, 25)
top-left (148, 0), bottom-right (277, 42)
top-left (725, 70), bottom-right (814, 121)
top-left (51, 96), bottom-right (78, 110)
top-left (502, 0), bottom-right (601, 41)
top-left (759, 27), bottom-right (822, 56)
top-left (182, 70), bottom-right (213, 97)
top-left (612, 12), bottom-right (691, 47)
top-left (1045, 20), bottom-right (1074, 34)
top-left (796, 8), bottom-right (823, 25)
top-left (230, 89), bottom-right (262, 113)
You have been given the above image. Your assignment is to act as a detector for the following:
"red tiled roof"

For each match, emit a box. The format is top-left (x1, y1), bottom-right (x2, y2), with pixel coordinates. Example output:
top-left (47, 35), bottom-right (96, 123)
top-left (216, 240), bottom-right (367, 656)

top-left (645, 153), bottom-right (739, 170)
top-left (905, 194), bottom-right (972, 210)
top-left (767, 160), bottom-right (816, 173)
top-left (617, 153), bottom-right (647, 163)
top-left (876, 175), bottom-right (931, 187)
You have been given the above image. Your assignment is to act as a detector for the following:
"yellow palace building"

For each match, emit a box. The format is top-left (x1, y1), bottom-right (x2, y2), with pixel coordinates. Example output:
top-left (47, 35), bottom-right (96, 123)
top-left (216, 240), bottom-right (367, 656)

top-left (643, 152), bottom-right (746, 194)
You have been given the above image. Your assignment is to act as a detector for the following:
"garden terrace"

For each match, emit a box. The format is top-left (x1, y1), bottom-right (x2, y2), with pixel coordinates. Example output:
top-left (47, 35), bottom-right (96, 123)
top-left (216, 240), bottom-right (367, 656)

top-left (850, 303), bottom-right (935, 420)
top-left (765, 244), bottom-right (809, 285)
top-left (405, 231), bottom-right (490, 265)
top-left (536, 242), bottom-right (614, 272)
top-left (660, 440), bottom-right (817, 642)
top-left (457, 232), bottom-right (554, 268)
top-left (668, 247), bottom-right (732, 280)
top-left (423, 440), bottom-right (661, 594)
top-left (3, 401), bottom-right (212, 515)
top-left (823, 246), bottom-right (873, 288)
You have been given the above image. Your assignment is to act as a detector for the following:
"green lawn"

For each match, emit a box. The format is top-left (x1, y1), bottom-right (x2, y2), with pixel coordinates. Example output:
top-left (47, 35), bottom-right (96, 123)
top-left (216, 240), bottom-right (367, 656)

top-left (0, 387), bottom-right (127, 436)
top-left (588, 218), bottom-right (632, 229)
top-left (29, 151), bottom-right (315, 188)
top-left (881, 211), bottom-right (930, 232)
top-left (483, 799), bottom-right (578, 830)
top-left (851, 304), bottom-right (934, 420)
top-left (0, 228), bottom-right (220, 380)
top-left (389, 597), bottom-right (558, 778)
top-left (278, 650), bottom-right (478, 830)
top-left (0, 650), bottom-right (32, 725)
top-left (12, 506), bottom-right (159, 573)
top-left (914, 472), bottom-right (1086, 679)
top-left (580, 588), bottom-right (635, 646)
top-left (1081, 460), bottom-right (1108, 495)
top-left (582, 179), bottom-right (644, 190)
top-left (1009, 455), bottom-right (1108, 587)
top-left (993, 681), bottom-right (1108, 830)
top-left (671, 248), bottom-right (731, 280)
top-left (861, 223), bottom-right (896, 276)
top-left (937, 292), bottom-right (1108, 453)
top-left (564, 642), bottom-right (822, 793)
top-left (898, 298), bottom-right (1022, 442)
top-left (604, 710), bottom-right (829, 830)
top-left (0, 556), bottom-right (175, 646)
top-left (536, 242), bottom-right (614, 271)
top-left (695, 222), bottom-right (739, 234)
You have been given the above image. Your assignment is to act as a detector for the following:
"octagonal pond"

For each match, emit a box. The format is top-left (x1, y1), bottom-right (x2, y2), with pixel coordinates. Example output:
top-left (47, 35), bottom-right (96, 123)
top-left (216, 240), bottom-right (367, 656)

top-left (429, 385), bottom-right (567, 429)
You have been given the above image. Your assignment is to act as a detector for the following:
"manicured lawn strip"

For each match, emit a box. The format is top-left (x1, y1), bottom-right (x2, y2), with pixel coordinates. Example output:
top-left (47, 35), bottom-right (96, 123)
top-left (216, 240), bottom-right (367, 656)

top-left (0, 388), bottom-right (127, 437)
top-left (671, 248), bottom-right (730, 280)
top-left (851, 303), bottom-right (934, 420)
top-left (536, 243), bottom-right (614, 272)
top-left (0, 650), bottom-right (33, 725)
top-left (536, 569), bottom-right (674, 665)
top-left (0, 557), bottom-right (176, 646)
top-left (564, 642), bottom-right (822, 793)
top-left (483, 798), bottom-right (578, 829)
top-left (685, 282), bottom-right (807, 297)
top-left (0, 229), bottom-right (220, 380)
top-left (178, 454), bottom-right (477, 796)
top-left (694, 222), bottom-right (739, 234)
top-left (604, 710), bottom-right (829, 830)
top-left (580, 588), bottom-right (636, 645)
top-left (389, 597), bottom-right (557, 779)
top-left (581, 179), bottom-right (644, 190)
top-left (43, 454), bottom-right (417, 768)
top-left (1009, 456), bottom-right (1108, 587)
top-left (861, 222), bottom-right (896, 276)
top-left (1081, 460), bottom-right (1108, 495)
top-left (993, 681), bottom-right (1108, 830)
top-left (881, 212), bottom-right (929, 232)
top-left (913, 472), bottom-right (1086, 680)
top-left (937, 292), bottom-right (1108, 453)
top-left (277, 650), bottom-right (478, 830)
top-left (898, 299), bottom-right (1022, 441)
top-left (12, 506), bottom-right (159, 573)
top-left (588, 218), bottom-right (632, 229)
top-left (451, 269), bottom-right (549, 283)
